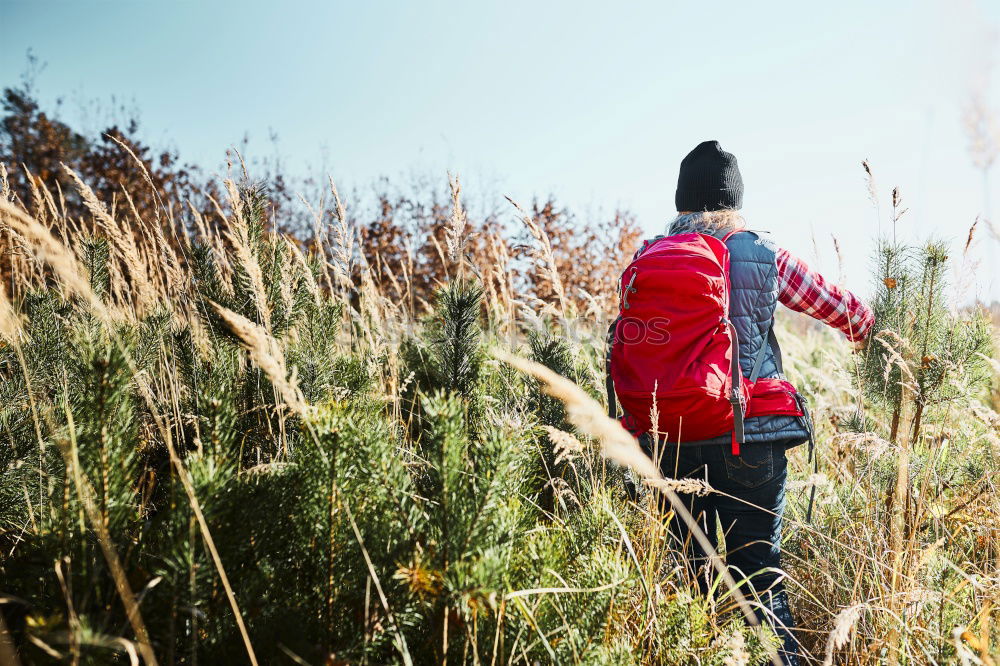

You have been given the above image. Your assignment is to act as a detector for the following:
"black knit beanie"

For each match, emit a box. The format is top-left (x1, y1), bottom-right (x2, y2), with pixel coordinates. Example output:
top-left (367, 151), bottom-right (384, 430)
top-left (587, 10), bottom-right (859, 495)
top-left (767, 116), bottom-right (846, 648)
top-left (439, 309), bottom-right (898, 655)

top-left (675, 140), bottom-right (743, 211)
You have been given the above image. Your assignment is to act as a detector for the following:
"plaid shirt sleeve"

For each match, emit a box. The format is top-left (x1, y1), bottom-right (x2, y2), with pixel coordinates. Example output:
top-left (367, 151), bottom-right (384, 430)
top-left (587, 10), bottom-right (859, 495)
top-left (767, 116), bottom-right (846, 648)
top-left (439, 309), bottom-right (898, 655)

top-left (775, 247), bottom-right (874, 342)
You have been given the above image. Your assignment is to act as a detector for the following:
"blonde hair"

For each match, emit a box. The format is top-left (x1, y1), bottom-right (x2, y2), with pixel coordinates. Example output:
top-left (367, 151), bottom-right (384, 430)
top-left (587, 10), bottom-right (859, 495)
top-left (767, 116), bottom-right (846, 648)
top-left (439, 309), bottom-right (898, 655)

top-left (667, 209), bottom-right (746, 239)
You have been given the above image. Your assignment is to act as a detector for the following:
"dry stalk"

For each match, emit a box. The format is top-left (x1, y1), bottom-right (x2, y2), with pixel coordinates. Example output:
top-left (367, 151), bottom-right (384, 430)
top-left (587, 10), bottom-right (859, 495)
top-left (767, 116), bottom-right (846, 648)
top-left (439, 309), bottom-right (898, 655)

top-left (0, 285), bottom-right (22, 341)
top-left (211, 302), bottom-right (309, 417)
top-left (862, 160), bottom-right (880, 217)
top-left (505, 196), bottom-right (567, 316)
top-left (62, 165), bottom-right (155, 313)
top-left (822, 604), bottom-right (864, 666)
top-left (542, 425), bottom-right (584, 465)
top-left (223, 179), bottom-right (273, 332)
top-left (644, 477), bottom-right (714, 497)
top-left (0, 162), bottom-right (11, 202)
top-left (328, 176), bottom-right (354, 290)
top-left (446, 174), bottom-right (468, 278)
top-left (963, 90), bottom-right (1000, 173)
top-left (0, 200), bottom-right (97, 307)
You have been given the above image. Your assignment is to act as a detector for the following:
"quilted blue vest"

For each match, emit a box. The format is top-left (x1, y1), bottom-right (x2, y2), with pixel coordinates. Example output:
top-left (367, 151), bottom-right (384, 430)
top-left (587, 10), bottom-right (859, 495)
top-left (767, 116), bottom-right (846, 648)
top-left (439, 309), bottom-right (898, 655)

top-left (691, 230), bottom-right (811, 447)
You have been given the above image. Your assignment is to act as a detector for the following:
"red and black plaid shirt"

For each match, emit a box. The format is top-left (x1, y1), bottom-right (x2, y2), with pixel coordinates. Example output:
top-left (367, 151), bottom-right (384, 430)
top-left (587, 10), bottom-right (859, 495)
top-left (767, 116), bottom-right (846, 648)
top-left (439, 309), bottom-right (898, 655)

top-left (775, 247), bottom-right (873, 342)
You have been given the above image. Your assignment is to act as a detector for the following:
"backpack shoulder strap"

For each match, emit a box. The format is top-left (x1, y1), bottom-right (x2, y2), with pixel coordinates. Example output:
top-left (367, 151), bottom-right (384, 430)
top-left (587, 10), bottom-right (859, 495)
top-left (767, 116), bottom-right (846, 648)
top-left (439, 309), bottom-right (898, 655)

top-left (633, 234), bottom-right (665, 260)
top-left (605, 317), bottom-right (619, 419)
top-left (723, 318), bottom-right (746, 455)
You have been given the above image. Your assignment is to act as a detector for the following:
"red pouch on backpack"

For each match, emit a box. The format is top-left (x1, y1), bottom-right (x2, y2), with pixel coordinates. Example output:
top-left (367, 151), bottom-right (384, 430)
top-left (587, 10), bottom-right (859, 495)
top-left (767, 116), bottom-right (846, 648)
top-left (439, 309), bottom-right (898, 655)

top-left (745, 378), bottom-right (803, 418)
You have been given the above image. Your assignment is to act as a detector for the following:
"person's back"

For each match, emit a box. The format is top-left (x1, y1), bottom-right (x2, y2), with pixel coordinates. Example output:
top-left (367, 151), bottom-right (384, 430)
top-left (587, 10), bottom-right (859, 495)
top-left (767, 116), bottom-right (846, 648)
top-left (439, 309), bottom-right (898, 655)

top-left (617, 141), bottom-right (873, 666)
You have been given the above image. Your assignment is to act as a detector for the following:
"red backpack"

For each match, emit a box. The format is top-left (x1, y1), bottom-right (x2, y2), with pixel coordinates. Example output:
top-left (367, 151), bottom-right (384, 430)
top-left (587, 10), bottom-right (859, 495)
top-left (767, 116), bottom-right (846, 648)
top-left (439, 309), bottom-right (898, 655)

top-left (606, 231), bottom-right (782, 456)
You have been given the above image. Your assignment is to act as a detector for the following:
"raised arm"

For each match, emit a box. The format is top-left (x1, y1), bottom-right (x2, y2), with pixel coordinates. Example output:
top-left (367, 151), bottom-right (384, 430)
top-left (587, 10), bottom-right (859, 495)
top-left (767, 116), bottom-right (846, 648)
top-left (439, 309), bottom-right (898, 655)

top-left (775, 247), bottom-right (874, 342)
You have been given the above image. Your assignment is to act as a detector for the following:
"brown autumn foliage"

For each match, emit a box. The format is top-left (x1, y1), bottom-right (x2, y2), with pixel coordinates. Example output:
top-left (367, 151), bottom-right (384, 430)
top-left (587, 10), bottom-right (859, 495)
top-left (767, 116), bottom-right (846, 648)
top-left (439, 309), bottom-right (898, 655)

top-left (356, 185), bottom-right (642, 315)
top-left (1, 83), bottom-right (216, 230)
top-left (518, 199), bottom-right (642, 313)
top-left (1, 72), bottom-right (641, 317)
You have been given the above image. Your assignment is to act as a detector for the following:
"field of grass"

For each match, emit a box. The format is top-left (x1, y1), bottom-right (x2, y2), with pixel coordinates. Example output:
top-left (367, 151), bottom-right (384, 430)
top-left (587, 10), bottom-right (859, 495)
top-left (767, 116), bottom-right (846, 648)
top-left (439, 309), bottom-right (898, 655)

top-left (0, 160), bottom-right (998, 665)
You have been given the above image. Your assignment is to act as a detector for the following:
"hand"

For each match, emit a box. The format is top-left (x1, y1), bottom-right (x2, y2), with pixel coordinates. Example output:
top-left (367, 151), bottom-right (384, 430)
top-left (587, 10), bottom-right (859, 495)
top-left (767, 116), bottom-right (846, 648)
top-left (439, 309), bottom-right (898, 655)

top-left (851, 338), bottom-right (867, 353)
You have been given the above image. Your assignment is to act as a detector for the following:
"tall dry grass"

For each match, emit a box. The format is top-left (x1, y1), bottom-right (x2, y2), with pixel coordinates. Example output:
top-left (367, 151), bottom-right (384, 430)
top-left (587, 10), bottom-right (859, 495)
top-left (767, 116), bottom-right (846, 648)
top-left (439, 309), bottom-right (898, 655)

top-left (0, 151), bottom-right (997, 665)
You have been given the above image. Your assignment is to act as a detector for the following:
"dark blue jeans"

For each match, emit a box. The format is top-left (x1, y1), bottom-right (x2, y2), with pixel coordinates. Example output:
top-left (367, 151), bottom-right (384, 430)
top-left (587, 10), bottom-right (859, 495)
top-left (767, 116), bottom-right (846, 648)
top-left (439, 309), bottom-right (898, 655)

top-left (640, 436), bottom-right (799, 665)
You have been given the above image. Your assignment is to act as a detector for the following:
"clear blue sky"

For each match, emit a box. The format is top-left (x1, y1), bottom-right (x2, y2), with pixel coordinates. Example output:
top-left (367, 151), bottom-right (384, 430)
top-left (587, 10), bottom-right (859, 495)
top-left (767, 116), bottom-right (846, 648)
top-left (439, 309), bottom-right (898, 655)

top-left (2, 0), bottom-right (999, 301)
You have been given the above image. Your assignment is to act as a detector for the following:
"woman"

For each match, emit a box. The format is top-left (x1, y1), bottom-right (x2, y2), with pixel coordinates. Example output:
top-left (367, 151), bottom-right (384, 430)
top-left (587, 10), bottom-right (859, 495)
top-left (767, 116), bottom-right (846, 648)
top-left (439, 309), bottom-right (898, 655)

top-left (631, 141), bottom-right (873, 665)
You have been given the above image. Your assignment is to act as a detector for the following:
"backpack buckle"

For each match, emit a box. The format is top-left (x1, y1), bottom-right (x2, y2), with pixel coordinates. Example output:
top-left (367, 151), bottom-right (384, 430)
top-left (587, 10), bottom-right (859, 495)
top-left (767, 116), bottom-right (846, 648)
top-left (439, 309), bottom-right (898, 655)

top-left (622, 270), bottom-right (638, 309)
